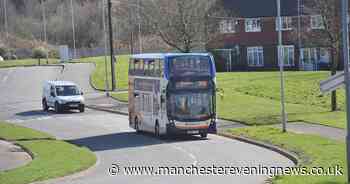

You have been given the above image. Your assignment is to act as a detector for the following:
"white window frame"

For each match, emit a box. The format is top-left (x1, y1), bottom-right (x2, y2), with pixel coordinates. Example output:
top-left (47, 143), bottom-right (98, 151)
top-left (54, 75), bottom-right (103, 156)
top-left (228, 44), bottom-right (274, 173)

top-left (219, 19), bottom-right (237, 33)
top-left (278, 45), bottom-right (295, 66)
top-left (310, 15), bottom-right (325, 29)
top-left (276, 16), bottom-right (293, 31)
top-left (245, 18), bottom-right (262, 32)
top-left (247, 46), bottom-right (264, 67)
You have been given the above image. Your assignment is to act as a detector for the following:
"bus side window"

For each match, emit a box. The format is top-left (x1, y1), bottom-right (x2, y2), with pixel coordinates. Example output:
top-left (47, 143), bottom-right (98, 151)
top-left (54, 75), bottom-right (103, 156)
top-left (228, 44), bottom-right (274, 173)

top-left (159, 59), bottom-right (164, 77)
top-left (145, 60), bottom-right (150, 76)
top-left (149, 60), bottom-right (155, 76)
top-left (154, 59), bottom-right (160, 77)
top-left (129, 59), bottom-right (135, 74)
top-left (140, 60), bottom-right (144, 76)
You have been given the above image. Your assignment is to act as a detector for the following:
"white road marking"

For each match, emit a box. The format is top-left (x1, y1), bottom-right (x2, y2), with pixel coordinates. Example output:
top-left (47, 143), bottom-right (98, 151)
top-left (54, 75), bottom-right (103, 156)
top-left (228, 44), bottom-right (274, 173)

top-left (2, 75), bottom-right (8, 82)
top-left (172, 145), bottom-right (198, 166)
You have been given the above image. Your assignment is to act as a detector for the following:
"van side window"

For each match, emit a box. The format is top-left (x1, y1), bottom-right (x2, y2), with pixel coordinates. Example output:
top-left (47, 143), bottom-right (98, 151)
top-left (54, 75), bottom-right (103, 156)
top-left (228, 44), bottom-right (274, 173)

top-left (154, 59), bottom-right (160, 76)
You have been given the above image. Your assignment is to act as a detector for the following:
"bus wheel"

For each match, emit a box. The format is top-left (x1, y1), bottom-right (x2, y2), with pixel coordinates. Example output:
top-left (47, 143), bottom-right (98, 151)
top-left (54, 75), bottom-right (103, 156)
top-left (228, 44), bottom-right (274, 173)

top-left (200, 133), bottom-right (208, 139)
top-left (155, 122), bottom-right (160, 138)
top-left (135, 118), bottom-right (140, 133)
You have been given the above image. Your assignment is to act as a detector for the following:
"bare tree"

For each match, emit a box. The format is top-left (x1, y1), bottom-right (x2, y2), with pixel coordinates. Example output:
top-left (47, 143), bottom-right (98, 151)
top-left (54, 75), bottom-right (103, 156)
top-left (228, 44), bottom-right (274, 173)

top-left (140, 0), bottom-right (224, 53)
top-left (300, 0), bottom-right (341, 111)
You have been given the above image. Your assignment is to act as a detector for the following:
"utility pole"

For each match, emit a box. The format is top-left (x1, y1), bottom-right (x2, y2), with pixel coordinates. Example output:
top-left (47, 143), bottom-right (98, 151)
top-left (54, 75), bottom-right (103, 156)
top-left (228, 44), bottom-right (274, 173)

top-left (341, 0), bottom-right (350, 182)
top-left (41, 0), bottom-right (49, 64)
top-left (277, 0), bottom-right (287, 132)
top-left (102, 0), bottom-right (110, 96)
top-left (138, 0), bottom-right (142, 53)
top-left (108, 0), bottom-right (117, 91)
top-left (4, 0), bottom-right (8, 43)
top-left (70, 0), bottom-right (77, 60)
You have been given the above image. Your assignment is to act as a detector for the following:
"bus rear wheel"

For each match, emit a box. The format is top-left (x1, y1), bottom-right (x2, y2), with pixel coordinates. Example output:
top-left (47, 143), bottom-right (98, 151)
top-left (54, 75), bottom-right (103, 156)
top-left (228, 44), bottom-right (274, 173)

top-left (155, 122), bottom-right (160, 138)
top-left (135, 118), bottom-right (140, 133)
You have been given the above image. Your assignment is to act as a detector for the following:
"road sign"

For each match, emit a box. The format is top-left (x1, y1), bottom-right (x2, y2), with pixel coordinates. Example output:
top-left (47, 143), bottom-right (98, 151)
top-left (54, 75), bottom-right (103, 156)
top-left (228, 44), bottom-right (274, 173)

top-left (320, 72), bottom-right (345, 94)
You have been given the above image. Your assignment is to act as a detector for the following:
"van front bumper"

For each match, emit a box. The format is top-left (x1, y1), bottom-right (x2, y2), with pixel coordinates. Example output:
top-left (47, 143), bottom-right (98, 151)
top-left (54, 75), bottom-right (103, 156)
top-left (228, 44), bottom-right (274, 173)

top-left (60, 102), bottom-right (84, 110)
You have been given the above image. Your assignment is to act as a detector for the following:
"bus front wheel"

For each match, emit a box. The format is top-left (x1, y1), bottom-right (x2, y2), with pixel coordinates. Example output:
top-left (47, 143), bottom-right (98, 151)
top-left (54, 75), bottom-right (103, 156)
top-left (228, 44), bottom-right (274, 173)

top-left (200, 132), bottom-right (208, 139)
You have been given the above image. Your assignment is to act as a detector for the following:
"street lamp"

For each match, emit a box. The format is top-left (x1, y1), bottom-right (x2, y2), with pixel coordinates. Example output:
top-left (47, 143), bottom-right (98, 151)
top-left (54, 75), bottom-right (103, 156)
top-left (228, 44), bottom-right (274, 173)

top-left (108, 0), bottom-right (117, 91)
top-left (277, 0), bottom-right (287, 132)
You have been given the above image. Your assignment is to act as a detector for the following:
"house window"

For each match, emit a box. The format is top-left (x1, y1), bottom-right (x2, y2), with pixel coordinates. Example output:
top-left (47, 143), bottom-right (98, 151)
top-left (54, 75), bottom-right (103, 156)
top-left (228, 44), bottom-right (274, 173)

top-left (278, 45), bottom-right (295, 66)
top-left (300, 48), bottom-right (330, 66)
top-left (310, 15), bottom-right (324, 29)
top-left (247, 46), bottom-right (264, 66)
top-left (276, 16), bottom-right (293, 31)
top-left (220, 19), bottom-right (237, 33)
top-left (245, 18), bottom-right (262, 32)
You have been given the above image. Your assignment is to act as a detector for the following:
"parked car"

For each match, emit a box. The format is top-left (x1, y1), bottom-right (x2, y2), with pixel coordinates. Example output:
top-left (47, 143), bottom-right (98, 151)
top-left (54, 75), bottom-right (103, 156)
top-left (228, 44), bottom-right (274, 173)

top-left (42, 81), bottom-right (85, 113)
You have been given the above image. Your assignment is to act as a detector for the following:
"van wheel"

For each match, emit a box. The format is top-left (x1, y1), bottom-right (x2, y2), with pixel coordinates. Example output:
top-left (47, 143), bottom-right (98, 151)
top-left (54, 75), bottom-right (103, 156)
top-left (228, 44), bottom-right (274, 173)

top-left (54, 102), bottom-right (61, 113)
top-left (155, 122), bottom-right (160, 138)
top-left (135, 117), bottom-right (140, 133)
top-left (42, 99), bottom-right (49, 112)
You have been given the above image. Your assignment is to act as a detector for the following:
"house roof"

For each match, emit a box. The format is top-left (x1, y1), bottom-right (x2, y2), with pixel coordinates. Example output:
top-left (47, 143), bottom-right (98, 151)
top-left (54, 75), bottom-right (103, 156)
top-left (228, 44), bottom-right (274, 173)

top-left (131, 53), bottom-right (212, 60)
top-left (222, 0), bottom-right (299, 18)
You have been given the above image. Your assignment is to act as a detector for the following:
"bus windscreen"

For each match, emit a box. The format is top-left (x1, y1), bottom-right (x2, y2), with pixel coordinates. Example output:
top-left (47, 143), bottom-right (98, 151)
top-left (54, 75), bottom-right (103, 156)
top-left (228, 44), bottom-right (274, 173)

top-left (169, 56), bottom-right (211, 77)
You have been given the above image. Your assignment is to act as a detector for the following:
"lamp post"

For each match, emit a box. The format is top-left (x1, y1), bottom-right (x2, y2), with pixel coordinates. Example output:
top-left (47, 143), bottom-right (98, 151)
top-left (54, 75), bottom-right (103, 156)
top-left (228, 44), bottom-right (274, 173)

top-left (341, 0), bottom-right (350, 182)
top-left (3, 0), bottom-right (8, 43)
top-left (277, 0), bottom-right (287, 132)
top-left (108, 0), bottom-right (117, 91)
top-left (102, 0), bottom-right (110, 95)
top-left (41, 0), bottom-right (49, 64)
top-left (70, 0), bottom-right (77, 60)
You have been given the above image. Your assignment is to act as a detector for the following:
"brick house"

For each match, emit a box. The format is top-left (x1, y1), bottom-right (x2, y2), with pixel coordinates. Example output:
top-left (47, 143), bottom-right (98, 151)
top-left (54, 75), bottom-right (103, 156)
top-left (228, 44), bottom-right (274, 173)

top-left (208, 0), bottom-right (336, 72)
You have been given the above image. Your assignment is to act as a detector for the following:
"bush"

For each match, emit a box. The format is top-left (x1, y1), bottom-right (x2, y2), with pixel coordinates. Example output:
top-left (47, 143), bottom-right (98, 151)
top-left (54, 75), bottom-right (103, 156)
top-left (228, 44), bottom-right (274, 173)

top-left (0, 47), bottom-right (7, 58)
top-left (32, 47), bottom-right (47, 59)
top-left (49, 49), bottom-right (59, 59)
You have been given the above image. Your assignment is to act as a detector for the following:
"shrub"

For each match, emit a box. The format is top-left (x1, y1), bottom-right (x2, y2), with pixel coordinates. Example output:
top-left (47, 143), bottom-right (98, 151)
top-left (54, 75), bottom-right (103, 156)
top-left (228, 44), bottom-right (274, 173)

top-left (0, 47), bottom-right (7, 58)
top-left (32, 47), bottom-right (47, 65)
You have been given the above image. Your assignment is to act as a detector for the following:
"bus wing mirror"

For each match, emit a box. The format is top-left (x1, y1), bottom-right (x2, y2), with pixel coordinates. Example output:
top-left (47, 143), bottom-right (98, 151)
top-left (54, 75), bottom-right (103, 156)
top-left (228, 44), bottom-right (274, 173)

top-left (50, 92), bottom-right (56, 97)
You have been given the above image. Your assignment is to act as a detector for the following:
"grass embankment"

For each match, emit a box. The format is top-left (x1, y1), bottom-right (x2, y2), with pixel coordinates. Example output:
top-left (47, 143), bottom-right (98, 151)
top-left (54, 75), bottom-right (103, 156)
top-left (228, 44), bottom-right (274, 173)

top-left (228, 127), bottom-right (346, 184)
top-left (79, 55), bottom-right (129, 91)
top-left (216, 71), bottom-right (347, 128)
top-left (111, 92), bottom-right (129, 103)
top-left (0, 122), bottom-right (96, 184)
top-left (0, 58), bottom-right (59, 68)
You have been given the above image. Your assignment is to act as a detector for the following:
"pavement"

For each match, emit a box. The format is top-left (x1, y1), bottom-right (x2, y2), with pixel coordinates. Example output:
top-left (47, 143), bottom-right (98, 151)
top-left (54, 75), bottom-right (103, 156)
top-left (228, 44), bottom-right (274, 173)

top-left (0, 140), bottom-right (32, 172)
top-left (275, 122), bottom-right (345, 142)
top-left (0, 64), bottom-right (294, 184)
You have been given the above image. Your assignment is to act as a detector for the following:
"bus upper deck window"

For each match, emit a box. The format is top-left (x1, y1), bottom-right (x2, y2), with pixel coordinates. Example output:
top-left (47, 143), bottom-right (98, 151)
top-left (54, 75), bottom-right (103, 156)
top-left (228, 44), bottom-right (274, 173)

top-left (148, 60), bottom-right (155, 76)
top-left (159, 60), bottom-right (164, 77)
top-left (154, 59), bottom-right (160, 76)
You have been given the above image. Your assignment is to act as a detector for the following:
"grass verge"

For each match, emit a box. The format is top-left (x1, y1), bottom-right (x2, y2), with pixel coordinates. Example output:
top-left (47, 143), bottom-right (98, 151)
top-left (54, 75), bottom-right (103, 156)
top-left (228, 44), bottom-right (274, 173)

top-left (228, 126), bottom-right (346, 184)
top-left (111, 92), bottom-right (129, 103)
top-left (0, 122), bottom-right (96, 184)
top-left (0, 59), bottom-right (59, 68)
top-left (79, 55), bottom-right (129, 90)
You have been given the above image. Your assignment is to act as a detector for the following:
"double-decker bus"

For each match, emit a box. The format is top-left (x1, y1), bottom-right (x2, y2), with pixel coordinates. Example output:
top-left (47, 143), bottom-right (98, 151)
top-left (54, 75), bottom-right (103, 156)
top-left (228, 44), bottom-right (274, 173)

top-left (128, 53), bottom-right (216, 138)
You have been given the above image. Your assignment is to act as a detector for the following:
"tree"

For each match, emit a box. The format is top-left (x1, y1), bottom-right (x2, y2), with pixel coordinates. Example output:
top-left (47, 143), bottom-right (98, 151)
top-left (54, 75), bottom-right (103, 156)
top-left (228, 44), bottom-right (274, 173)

top-left (140, 0), bottom-right (224, 53)
top-left (301, 0), bottom-right (341, 111)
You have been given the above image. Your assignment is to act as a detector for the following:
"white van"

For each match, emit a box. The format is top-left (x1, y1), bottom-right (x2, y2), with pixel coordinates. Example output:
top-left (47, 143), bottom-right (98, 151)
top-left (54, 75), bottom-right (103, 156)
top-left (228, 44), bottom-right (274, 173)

top-left (42, 81), bottom-right (85, 113)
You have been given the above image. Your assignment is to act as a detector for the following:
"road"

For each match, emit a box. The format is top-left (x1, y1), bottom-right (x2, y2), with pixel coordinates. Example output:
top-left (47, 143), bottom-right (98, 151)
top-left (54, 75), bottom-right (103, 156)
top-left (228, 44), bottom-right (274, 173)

top-left (0, 64), bottom-right (294, 184)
